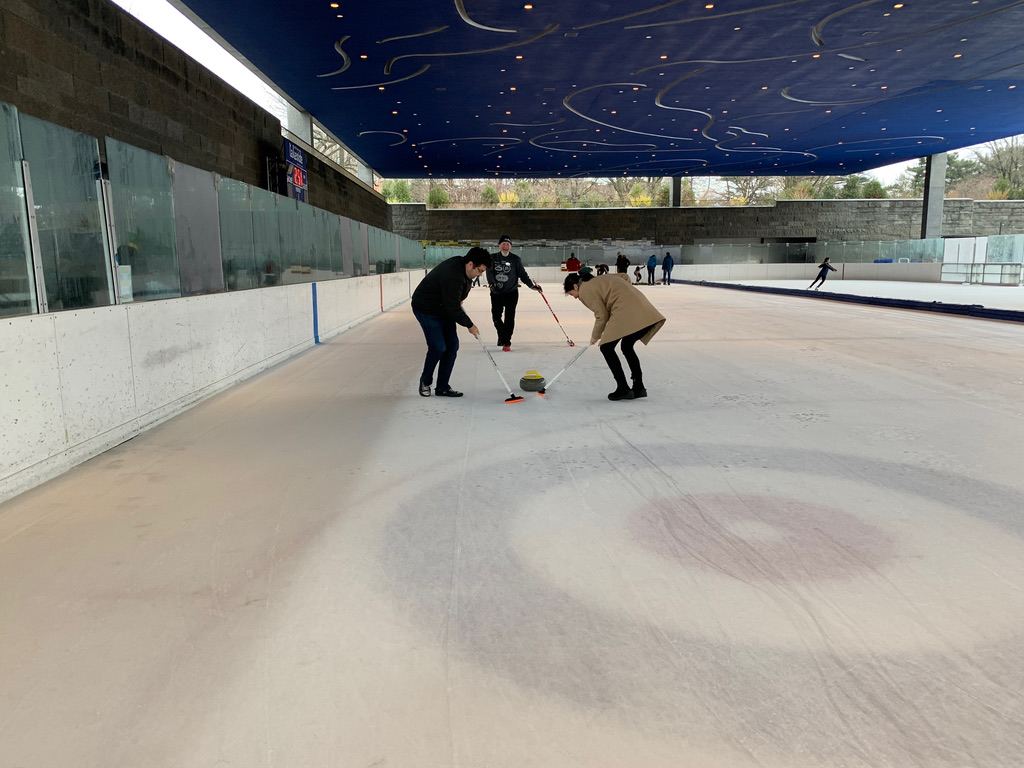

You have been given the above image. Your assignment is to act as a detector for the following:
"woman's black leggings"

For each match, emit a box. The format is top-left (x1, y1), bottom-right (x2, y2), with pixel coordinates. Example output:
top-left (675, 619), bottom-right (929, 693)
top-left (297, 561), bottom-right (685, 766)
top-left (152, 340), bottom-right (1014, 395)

top-left (600, 324), bottom-right (655, 383)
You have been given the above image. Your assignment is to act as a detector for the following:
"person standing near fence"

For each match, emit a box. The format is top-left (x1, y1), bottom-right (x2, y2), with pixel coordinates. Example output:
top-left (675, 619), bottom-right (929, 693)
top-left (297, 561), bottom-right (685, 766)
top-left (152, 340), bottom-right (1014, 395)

top-left (662, 252), bottom-right (674, 285)
top-left (646, 254), bottom-right (658, 285)
top-left (487, 235), bottom-right (542, 351)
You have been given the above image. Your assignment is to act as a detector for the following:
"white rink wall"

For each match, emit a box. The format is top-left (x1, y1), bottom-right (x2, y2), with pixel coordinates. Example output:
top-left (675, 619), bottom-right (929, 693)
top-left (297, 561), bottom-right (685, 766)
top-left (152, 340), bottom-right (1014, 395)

top-left (530, 263), bottom-right (942, 284)
top-left (673, 261), bottom-right (942, 283)
top-left (0, 271), bottom-right (423, 504)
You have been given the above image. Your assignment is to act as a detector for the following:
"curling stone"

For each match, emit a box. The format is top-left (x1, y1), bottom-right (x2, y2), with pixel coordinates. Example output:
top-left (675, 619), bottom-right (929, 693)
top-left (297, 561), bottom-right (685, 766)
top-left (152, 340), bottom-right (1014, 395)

top-left (519, 370), bottom-right (546, 392)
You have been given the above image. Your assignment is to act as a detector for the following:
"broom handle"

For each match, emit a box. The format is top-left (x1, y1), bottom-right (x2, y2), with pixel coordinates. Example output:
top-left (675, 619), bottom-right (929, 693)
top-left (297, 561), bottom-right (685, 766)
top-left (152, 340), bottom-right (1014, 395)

top-left (543, 344), bottom-right (589, 390)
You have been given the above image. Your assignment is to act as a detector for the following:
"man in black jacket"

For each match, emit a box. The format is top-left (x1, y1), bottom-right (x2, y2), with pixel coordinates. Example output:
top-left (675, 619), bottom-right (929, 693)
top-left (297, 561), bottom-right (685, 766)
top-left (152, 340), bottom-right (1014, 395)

top-left (411, 247), bottom-right (491, 397)
top-left (487, 235), bottom-right (541, 351)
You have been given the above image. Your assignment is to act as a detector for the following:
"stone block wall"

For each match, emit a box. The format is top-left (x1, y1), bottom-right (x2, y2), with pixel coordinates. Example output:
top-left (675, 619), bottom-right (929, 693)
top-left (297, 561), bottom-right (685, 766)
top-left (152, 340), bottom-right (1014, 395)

top-left (390, 198), bottom-right (1024, 245)
top-left (307, 153), bottom-right (387, 229)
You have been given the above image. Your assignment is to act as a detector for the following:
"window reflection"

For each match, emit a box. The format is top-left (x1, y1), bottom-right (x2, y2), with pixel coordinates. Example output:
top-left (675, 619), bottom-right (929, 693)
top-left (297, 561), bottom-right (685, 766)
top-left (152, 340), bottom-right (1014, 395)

top-left (0, 103), bottom-right (36, 318)
top-left (106, 138), bottom-right (181, 302)
top-left (21, 115), bottom-right (113, 311)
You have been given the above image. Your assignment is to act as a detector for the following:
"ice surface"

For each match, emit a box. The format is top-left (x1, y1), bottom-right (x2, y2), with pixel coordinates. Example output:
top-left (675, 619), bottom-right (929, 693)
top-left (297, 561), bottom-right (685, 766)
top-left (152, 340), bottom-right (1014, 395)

top-left (2, 283), bottom-right (1023, 767)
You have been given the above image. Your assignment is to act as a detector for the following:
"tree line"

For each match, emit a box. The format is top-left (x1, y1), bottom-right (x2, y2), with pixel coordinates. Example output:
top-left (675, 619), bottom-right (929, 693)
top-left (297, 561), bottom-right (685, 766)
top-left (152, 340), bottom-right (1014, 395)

top-left (379, 137), bottom-right (1024, 208)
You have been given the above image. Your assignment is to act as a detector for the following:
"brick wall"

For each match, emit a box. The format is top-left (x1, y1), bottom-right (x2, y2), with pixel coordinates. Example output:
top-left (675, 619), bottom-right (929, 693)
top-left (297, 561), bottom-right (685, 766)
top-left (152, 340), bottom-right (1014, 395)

top-left (0, 0), bottom-right (385, 224)
top-left (390, 198), bottom-right (1024, 245)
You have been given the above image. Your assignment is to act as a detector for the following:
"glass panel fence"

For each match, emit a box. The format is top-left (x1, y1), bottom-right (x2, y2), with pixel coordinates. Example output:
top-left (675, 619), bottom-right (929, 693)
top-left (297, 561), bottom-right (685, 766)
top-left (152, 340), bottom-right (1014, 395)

top-left (0, 103), bottom-right (37, 317)
top-left (986, 234), bottom-right (1024, 263)
top-left (106, 138), bottom-right (180, 301)
top-left (219, 178), bottom-right (257, 290)
top-left (252, 186), bottom-right (282, 286)
top-left (277, 198), bottom-right (312, 284)
top-left (350, 219), bottom-right (365, 276)
top-left (172, 162), bottom-right (223, 296)
top-left (20, 115), bottom-right (112, 311)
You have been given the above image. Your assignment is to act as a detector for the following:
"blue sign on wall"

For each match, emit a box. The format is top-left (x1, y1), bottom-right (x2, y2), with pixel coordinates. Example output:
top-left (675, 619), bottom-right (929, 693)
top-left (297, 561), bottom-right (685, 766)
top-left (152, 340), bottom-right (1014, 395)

top-left (283, 139), bottom-right (308, 202)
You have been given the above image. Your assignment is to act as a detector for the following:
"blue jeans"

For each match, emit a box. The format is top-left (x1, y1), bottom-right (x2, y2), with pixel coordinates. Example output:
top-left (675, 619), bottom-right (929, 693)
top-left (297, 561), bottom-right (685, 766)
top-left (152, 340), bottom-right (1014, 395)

top-left (413, 308), bottom-right (459, 392)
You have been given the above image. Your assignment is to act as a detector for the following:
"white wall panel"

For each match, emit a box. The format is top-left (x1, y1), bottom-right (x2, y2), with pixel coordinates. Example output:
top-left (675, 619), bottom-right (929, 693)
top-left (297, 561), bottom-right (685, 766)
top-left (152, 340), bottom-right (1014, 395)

top-left (381, 272), bottom-right (410, 310)
top-left (53, 306), bottom-right (134, 445)
top-left (317, 275), bottom-right (377, 339)
top-left (2, 275), bottom-right (413, 503)
top-left (187, 290), bottom-right (266, 392)
top-left (260, 286), bottom-right (301, 359)
top-left (287, 283), bottom-right (314, 351)
top-left (127, 300), bottom-right (195, 419)
top-left (0, 314), bottom-right (64, 478)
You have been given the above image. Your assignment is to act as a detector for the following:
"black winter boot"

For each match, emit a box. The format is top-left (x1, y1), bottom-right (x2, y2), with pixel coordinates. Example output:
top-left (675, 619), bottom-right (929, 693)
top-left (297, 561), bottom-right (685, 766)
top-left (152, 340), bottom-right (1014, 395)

top-left (608, 375), bottom-right (635, 401)
top-left (632, 377), bottom-right (647, 399)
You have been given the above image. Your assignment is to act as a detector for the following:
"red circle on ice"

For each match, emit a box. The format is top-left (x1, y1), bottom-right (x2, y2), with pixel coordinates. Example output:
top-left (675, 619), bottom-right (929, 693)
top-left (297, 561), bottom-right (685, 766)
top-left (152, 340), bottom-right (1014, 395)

top-left (629, 493), bottom-right (897, 582)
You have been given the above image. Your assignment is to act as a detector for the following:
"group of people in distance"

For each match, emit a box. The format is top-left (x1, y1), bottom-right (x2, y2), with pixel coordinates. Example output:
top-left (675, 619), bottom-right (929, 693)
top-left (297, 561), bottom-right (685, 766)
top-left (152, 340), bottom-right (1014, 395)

top-left (411, 236), bottom-right (667, 402)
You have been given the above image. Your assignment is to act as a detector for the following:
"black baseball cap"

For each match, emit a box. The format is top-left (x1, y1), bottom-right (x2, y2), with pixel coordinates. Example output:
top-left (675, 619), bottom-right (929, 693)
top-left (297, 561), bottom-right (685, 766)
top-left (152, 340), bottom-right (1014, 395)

top-left (498, 235), bottom-right (512, 245)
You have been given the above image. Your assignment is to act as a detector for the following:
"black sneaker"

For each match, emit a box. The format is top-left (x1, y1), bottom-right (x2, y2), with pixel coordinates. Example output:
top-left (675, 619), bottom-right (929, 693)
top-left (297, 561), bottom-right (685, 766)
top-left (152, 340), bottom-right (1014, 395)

top-left (632, 386), bottom-right (648, 399)
top-left (435, 388), bottom-right (464, 397)
top-left (419, 380), bottom-right (431, 397)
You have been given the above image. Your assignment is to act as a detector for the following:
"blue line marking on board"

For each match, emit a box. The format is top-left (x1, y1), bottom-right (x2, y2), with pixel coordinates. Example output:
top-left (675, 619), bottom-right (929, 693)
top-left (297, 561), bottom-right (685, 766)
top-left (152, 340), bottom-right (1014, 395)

top-left (312, 283), bottom-right (320, 344)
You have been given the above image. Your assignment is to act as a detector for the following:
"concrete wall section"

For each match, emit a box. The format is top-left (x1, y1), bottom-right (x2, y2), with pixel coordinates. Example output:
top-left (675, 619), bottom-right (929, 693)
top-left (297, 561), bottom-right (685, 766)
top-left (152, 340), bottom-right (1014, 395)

top-left (307, 153), bottom-right (388, 229)
top-left (1, 274), bottom-right (424, 504)
top-left (391, 199), bottom-right (1024, 245)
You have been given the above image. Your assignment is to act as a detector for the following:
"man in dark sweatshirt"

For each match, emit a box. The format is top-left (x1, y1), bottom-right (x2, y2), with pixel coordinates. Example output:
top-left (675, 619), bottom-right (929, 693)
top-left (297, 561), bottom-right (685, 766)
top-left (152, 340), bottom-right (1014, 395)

top-left (487, 235), bottom-right (541, 351)
top-left (411, 247), bottom-right (492, 397)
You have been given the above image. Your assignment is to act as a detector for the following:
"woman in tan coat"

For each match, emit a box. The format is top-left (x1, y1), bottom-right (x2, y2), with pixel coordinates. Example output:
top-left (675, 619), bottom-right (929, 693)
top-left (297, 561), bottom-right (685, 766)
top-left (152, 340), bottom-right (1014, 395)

top-left (563, 269), bottom-right (666, 401)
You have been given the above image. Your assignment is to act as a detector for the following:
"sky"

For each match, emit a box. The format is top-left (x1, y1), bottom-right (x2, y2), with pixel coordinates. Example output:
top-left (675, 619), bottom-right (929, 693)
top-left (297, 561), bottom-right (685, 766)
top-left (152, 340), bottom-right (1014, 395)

top-left (111, 0), bottom-right (994, 186)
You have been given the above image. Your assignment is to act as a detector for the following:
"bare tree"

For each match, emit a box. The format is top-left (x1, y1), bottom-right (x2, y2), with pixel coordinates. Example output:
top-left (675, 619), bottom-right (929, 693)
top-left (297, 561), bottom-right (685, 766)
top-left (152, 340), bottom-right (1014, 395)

top-left (974, 136), bottom-right (1024, 192)
top-left (719, 175), bottom-right (780, 205)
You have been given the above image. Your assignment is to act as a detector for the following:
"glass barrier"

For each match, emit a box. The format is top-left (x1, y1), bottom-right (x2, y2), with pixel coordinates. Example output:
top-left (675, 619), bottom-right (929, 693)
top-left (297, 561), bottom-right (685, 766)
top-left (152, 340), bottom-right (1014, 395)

top-left (986, 234), bottom-right (1024, 264)
top-left (350, 219), bottom-right (365, 276)
top-left (278, 199), bottom-right (314, 284)
top-left (219, 178), bottom-right (257, 290)
top-left (172, 162), bottom-right (224, 296)
top-left (20, 115), bottom-right (112, 311)
top-left (252, 186), bottom-right (282, 287)
top-left (106, 138), bottom-right (180, 301)
top-left (0, 103), bottom-right (34, 317)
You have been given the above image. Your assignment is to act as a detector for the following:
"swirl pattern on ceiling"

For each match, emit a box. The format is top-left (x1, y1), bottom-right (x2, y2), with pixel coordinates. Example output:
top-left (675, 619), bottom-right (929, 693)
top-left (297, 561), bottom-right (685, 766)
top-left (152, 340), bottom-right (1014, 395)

top-left (180, 0), bottom-right (1024, 178)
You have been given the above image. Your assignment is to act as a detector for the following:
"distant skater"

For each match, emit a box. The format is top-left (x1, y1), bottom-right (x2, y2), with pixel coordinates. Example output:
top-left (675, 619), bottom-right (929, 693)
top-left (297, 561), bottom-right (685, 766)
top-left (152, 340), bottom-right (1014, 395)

top-left (646, 254), bottom-right (657, 285)
top-left (662, 252), bottom-right (674, 284)
top-left (808, 257), bottom-right (837, 290)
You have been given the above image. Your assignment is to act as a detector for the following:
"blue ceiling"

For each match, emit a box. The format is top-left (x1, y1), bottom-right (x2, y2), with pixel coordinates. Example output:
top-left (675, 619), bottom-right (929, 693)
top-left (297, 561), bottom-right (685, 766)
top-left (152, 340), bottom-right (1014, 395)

top-left (176, 0), bottom-right (1024, 178)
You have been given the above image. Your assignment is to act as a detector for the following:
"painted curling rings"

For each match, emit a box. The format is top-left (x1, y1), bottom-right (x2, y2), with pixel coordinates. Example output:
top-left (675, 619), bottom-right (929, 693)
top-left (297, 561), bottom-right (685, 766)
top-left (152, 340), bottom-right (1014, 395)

top-left (379, 442), bottom-right (1024, 761)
